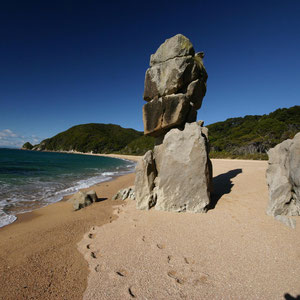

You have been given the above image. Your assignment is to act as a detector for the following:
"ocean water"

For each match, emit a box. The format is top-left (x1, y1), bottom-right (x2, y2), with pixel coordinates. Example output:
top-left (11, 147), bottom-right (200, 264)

top-left (0, 149), bottom-right (135, 228)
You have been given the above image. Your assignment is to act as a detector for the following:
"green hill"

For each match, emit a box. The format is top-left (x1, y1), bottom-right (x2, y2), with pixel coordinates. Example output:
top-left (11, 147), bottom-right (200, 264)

top-left (31, 123), bottom-right (155, 155)
top-left (21, 142), bottom-right (33, 150)
top-left (207, 106), bottom-right (300, 159)
top-left (27, 106), bottom-right (299, 159)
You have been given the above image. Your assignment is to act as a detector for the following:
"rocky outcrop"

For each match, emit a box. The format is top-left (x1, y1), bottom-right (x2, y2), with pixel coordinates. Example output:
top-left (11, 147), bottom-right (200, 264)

top-left (68, 190), bottom-right (98, 211)
top-left (266, 132), bottom-right (300, 217)
top-left (143, 34), bottom-right (207, 137)
top-left (135, 34), bottom-right (212, 213)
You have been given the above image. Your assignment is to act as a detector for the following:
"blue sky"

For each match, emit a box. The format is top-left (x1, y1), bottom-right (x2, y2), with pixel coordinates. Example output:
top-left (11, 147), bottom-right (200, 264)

top-left (0, 0), bottom-right (299, 147)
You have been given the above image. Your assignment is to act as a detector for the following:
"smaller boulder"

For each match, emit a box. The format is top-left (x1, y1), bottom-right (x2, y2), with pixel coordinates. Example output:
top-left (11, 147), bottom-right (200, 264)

top-left (69, 190), bottom-right (98, 211)
top-left (112, 186), bottom-right (135, 201)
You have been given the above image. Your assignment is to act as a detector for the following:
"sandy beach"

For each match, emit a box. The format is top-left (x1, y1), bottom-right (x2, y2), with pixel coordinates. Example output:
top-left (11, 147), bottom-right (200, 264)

top-left (78, 159), bottom-right (300, 300)
top-left (0, 154), bottom-right (139, 300)
top-left (0, 157), bottom-right (299, 299)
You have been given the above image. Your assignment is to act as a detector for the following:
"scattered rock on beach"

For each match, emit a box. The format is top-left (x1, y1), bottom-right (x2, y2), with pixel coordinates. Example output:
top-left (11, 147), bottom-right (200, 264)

top-left (112, 186), bottom-right (135, 201)
top-left (69, 190), bottom-right (98, 211)
top-left (266, 132), bottom-right (300, 218)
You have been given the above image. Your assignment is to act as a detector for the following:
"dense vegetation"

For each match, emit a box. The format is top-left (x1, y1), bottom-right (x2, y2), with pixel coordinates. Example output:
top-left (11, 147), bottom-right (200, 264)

top-left (31, 123), bottom-right (155, 155)
top-left (26, 106), bottom-right (299, 159)
top-left (208, 106), bottom-right (300, 159)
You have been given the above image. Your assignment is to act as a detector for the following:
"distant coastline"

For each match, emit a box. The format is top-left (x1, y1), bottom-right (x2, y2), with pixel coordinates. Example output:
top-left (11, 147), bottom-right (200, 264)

top-left (20, 147), bottom-right (141, 163)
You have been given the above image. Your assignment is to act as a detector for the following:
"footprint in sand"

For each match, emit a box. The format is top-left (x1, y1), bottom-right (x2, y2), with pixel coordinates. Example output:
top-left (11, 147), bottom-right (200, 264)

top-left (184, 257), bottom-right (190, 264)
top-left (156, 243), bottom-right (165, 250)
top-left (88, 233), bottom-right (93, 239)
top-left (193, 275), bottom-right (209, 286)
top-left (91, 252), bottom-right (97, 259)
top-left (128, 286), bottom-right (136, 298)
top-left (94, 264), bottom-right (101, 272)
top-left (86, 244), bottom-right (90, 249)
top-left (116, 269), bottom-right (128, 277)
top-left (167, 255), bottom-right (172, 264)
top-left (167, 270), bottom-right (185, 285)
top-left (141, 236), bottom-right (146, 242)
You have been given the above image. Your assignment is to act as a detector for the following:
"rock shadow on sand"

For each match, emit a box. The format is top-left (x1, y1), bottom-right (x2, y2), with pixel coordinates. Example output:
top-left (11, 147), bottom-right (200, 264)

top-left (95, 197), bottom-right (108, 203)
top-left (208, 168), bottom-right (242, 210)
top-left (284, 293), bottom-right (300, 300)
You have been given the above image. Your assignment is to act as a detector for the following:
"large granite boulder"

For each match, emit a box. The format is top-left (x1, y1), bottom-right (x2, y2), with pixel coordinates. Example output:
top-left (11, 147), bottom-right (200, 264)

top-left (266, 132), bottom-right (300, 216)
top-left (135, 122), bottom-right (212, 212)
top-left (142, 34), bottom-right (208, 138)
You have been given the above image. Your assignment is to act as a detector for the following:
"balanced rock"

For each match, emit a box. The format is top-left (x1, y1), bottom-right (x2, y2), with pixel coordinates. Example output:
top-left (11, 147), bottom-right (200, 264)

top-left (69, 190), bottom-right (98, 211)
top-left (135, 34), bottom-right (212, 213)
top-left (266, 132), bottom-right (300, 216)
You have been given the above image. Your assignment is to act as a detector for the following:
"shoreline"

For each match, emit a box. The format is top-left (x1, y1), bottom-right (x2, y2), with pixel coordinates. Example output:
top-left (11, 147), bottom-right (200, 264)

top-left (20, 148), bottom-right (142, 163)
top-left (0, 152), bottom-right (141, 229)
top-left (0, 169), bottom-right (137, 299)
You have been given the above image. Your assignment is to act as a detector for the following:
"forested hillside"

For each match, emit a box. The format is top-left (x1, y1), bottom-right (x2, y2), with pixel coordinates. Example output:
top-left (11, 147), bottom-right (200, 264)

top-left (207, 106), bottom-right (300, 159)
top-left (29, 124), bottom-right (155, 155)
top-left (24, 106), bottom-right (299, 159)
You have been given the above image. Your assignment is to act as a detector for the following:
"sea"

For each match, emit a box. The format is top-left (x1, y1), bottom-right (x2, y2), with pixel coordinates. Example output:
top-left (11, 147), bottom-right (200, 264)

top-left (0, 148), bottom-right (136, 228)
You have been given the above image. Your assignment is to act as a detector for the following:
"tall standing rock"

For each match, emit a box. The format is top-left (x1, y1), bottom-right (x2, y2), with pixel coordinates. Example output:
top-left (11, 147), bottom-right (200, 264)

top-left (266, 132), bottom-right (300, 216)
top-left (135, 34), bottom-right (212, 213)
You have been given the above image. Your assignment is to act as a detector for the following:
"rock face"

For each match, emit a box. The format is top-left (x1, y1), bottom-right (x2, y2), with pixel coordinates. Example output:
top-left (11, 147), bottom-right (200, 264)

top-left (266, 132), bottom-right (300, 217)
top-left (135, 34), bottom-right (212, 213)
